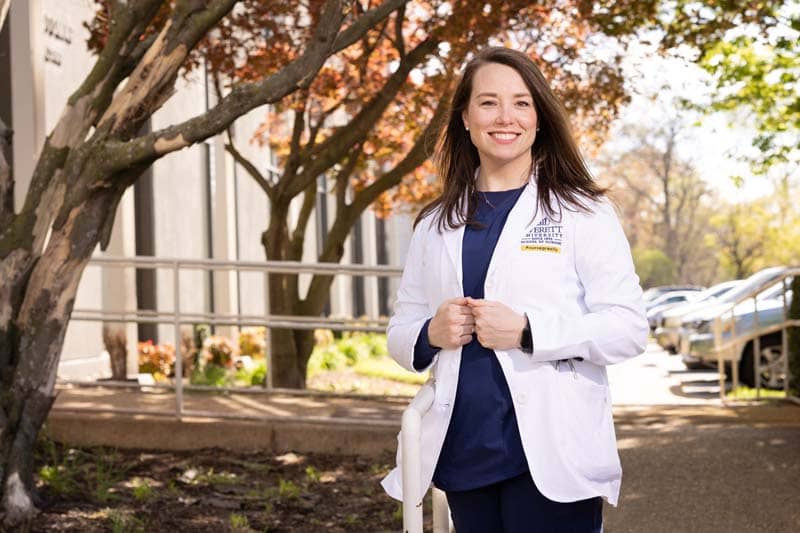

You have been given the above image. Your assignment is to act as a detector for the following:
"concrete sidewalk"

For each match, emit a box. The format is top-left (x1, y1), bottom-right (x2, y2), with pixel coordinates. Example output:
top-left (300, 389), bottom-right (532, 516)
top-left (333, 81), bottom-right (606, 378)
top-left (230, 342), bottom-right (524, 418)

top-left (47, 385), bottom-right (800, 532)
top-left (48, 384), bottom-right (800, 453)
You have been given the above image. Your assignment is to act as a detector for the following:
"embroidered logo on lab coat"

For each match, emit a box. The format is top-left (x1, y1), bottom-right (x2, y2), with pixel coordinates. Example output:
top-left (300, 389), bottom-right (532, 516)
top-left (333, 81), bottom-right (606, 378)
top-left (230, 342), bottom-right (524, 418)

top-left (520, 217), bottom-right (563, 253)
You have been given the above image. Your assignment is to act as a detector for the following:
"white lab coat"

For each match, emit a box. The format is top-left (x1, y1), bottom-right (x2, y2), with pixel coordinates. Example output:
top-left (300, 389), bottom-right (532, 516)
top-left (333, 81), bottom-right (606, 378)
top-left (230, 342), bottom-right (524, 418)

top-left (381, 178), bottom-right (648, 506)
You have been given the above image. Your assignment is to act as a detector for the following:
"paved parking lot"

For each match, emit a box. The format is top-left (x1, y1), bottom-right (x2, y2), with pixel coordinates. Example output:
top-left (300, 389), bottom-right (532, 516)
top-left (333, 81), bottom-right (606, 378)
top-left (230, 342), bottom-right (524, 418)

top-left (608, 341), bottom-right (726, 405)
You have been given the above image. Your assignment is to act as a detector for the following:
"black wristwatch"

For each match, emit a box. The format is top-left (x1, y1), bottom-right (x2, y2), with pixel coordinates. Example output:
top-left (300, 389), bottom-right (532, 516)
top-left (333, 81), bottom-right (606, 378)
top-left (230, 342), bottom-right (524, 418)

top-left (520, 314), bottom-right (533, 354)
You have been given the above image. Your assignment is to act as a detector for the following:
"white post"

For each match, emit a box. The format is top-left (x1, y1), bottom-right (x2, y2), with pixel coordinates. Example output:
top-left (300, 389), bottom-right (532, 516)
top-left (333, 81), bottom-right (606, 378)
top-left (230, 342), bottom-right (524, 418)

top-left (173, 261), bottom-right (183, 419)
top-left (782, 277), bottom-right (789, 396)
top-left (432, 487), bottom-right (452, 533)
top-left (402, 384), bottom-right (435, 533)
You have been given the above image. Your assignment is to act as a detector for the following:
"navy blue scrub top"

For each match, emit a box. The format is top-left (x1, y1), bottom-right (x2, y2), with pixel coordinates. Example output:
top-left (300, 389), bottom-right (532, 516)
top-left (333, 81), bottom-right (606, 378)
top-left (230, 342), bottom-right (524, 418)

top-left (413, 185), bottom-right (529, 491)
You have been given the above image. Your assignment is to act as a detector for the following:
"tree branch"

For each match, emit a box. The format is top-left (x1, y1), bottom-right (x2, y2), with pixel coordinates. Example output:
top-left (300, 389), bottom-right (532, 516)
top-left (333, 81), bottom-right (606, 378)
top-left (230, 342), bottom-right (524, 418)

top-left (394, 4), bottom-right (406, 58)
top-left (282, 37), bottom-right (438, 200)
top-left (107, 0), bottom-right (354, 171)
top-left (302, 90), bottom-right (448, 310)
top-left (97, 0), bottom-right (239, 140)
top-left (0, 0), bottom-right (166, 257)
top-left (330, 0), bottom-right (408, 54)
top-left (349, 91), bottom-right (449, 213)
top-left (285, 95), bottom-right (308, 178)
top-left (224, 130), bottom-right (275, 202)
top-left (0, 0), bottom-right (10, 33)
top-left (336, 152), bottom-right (361, 212)
top-left (289, 183), bottom-right (317, 262)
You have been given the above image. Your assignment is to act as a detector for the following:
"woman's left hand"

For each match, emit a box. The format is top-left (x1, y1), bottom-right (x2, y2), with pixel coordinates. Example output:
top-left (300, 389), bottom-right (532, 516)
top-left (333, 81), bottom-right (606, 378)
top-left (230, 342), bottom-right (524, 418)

top-left (465, 297), bottom-right (527, 350)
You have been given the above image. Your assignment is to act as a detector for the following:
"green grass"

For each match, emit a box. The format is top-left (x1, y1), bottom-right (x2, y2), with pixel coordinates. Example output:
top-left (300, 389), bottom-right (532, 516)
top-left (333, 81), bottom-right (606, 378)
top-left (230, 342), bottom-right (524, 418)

top-left (229, 512), bottom-right (251, 531)
top-left (304, 465), bottom-right (320, 483)
top-left (353, 357), bottom-right (428, 385)
top-left (131, 478), bottom-right (154, 502)
top-left (36, 440), bottom-right (127, 503)
top-left (727, 385), bottom-right (787, 400)
top-left (108, 510), bottom-right (146, 533)
top-left (196, 467), bottom-right (239, 486)
top-left (306, 332), bottom-right (393, 378)
top-left (278, 479), bottom-right (300, 500)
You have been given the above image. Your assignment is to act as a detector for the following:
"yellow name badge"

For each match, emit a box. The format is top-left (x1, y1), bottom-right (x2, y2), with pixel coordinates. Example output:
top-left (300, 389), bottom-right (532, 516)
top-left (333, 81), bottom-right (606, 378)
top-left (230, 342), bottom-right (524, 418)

top-left (520, 245), bottom-right (561, 254)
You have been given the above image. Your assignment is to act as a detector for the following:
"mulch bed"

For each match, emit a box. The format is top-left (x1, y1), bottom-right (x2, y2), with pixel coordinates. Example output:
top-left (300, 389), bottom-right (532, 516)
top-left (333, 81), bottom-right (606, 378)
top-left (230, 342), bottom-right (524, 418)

top-left (31, 441), bottom-right (429, 532)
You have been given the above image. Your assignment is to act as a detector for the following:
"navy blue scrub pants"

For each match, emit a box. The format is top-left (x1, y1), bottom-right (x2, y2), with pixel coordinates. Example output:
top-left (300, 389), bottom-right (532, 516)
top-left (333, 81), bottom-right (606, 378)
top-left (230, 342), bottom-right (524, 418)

top-left (444, 472), bottom-right (603, 533)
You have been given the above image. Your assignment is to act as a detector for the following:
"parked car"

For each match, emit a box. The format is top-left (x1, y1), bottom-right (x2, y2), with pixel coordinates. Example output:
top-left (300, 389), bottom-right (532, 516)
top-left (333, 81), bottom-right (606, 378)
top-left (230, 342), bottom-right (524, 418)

top-left (667, 267), bottom-right (786, 357)
top-left (646, 290), bottom-right (705, 330)
top-left (654, 279), bottom-right (743, 352)
top-left (643, 285), bottom-right (705, 305)
top-left (678, 270), bottom-right (793, 388)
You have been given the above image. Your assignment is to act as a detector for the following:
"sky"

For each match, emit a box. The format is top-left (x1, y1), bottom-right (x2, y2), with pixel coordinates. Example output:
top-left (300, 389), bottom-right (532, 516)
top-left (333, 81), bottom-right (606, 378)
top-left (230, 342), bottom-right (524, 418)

top-left (608, 39), bottom-right (774, 203)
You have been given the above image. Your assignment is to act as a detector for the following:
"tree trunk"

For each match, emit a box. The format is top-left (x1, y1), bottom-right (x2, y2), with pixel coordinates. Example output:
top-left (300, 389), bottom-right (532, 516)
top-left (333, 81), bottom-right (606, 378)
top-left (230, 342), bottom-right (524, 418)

top-left (261, 197), bottom-right (339, 389)
top-left (0, 187), bottom-right (119, 528)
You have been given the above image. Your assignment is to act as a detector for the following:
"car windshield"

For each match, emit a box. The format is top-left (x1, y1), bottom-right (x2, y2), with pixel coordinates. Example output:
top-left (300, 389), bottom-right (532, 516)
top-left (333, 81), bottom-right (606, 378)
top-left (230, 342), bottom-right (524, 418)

top-left (695, 281), bottom-right (741, 301)
top-left (717, 268), bottom-right (786, 303)
top-left (756, 278), bottom-right (794, 301)
top-left (651, 292), bottom-right (692, 306)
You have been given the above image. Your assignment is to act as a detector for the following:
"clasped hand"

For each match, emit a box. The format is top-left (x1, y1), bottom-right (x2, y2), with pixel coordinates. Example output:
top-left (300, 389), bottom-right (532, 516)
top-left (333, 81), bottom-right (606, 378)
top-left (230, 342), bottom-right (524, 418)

top-left (428, 297), bottom-right (526, 350)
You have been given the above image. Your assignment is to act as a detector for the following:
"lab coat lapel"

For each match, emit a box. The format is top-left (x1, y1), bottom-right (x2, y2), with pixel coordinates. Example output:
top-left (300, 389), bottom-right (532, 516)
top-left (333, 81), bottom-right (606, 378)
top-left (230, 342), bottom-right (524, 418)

top-left (441, 223), bottom-right (465, 292)
top-left (486, 184), bottom-right (536, 280)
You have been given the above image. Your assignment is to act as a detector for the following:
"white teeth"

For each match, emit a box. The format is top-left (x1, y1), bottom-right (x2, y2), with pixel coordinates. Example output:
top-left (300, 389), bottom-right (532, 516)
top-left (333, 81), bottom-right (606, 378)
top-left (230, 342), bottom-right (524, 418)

top-left (490, 133), bottom-right (518, 140)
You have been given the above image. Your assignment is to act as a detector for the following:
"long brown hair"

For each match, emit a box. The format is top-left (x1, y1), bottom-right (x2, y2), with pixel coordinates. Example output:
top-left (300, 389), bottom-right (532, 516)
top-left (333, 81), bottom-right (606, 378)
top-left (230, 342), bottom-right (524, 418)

top-left (415, 47), bottom-right (606, 230)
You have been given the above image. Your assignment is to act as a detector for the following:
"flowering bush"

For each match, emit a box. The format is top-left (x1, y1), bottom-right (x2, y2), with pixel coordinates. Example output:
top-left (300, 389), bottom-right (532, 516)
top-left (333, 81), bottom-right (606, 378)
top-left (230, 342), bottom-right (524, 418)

top-left (238, 327), bottom-right (266, 359)
top-left (200, 335), bottom-right (236, 368)
top-left (313, 329), bottom-right (335, 348)
top-left (137, 340), bottom-right (176, 381)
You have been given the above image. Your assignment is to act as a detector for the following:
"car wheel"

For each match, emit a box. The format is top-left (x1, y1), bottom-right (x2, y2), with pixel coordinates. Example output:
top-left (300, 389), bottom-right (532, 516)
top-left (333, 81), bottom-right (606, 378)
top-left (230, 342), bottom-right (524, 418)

top-left (739, 337), bottom-right (786, 389)
top-left (683, 360), bottom-right (707, 370)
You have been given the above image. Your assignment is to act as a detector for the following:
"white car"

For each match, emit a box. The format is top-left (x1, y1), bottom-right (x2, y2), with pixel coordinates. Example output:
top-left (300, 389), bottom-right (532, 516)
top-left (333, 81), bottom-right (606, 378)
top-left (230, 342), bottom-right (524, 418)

top-left (654, 280), bottom-right (743, 352)
top-left (646, 290), bottom-right (702, 330)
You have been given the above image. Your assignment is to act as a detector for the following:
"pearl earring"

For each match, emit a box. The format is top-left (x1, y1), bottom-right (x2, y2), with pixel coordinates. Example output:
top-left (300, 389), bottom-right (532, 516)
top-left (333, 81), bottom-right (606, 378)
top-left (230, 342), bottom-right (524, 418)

top-left (465, 125), bottom-right (469, 131)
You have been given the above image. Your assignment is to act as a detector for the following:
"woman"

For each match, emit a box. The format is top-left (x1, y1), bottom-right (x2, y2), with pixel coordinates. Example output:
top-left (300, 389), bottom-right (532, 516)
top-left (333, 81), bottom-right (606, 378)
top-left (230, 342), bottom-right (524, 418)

top-left (381, 47), bottom-right (648, 532)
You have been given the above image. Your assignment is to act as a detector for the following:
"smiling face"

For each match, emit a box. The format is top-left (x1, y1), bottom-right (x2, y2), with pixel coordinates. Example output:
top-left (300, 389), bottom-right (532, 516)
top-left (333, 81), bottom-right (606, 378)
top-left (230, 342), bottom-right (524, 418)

top-left (462, 62), bottom-right (538, 180)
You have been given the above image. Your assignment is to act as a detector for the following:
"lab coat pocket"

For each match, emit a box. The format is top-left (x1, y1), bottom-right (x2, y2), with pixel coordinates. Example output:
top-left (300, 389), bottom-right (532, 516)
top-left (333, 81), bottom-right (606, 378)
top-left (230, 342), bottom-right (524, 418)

top-left (556, 370), bottom-right (620, 483)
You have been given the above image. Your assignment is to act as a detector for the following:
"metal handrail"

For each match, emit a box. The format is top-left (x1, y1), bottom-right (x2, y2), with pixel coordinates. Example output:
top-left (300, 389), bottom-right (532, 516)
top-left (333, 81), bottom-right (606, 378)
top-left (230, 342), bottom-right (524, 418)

top-left (72, 309), bottom-right (389, 332)
top-left (85, 254), bottom-right (403, 276)
top-left (709, 268), bottom-right (799, 400)
top-left (69, 255), bottom-right (404, 408)
top-left (401, 383), bottom-right (450, 533)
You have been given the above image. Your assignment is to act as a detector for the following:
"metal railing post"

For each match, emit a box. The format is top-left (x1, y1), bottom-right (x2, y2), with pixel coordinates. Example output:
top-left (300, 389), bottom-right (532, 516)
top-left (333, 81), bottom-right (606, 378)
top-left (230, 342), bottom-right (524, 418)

top-left (753, 296), bottom-right (761, 398)
top-left (431, 487), bottom-right (451, 533)
top-left (174, 260), bottom-right (183, 419)
top-left (264, 270), bottom-right (273, 390)
top-left (402, 384), bottom-right (437, 533)
top-left (782, 278), bottom-right (789, 396)
top-left (715, 315), bottom-right (726, 402)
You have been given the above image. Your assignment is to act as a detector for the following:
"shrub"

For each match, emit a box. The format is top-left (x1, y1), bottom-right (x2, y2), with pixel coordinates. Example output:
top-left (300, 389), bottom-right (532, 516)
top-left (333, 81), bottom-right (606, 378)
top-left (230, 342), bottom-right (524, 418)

top-left (633, 247), bottom-right (676, 288)
top-left (239, 327), bottom-right (266, 359)
top-left (306, 332), bottom-right (392, 379)
top-left (233, 359), bottom-right (267, 387)
top-left (137, 341), bottom-right (175, 381)
top-left (306, 346), bottom-right (349, 377)
top-left (191, 363), bottom-right (232, 387)
top-left (201, 335), bottom-right (236, 368)
top-left (248, 361), bottom-right (267, 386)
top-left (313, 328), bottom-right (335, 348)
